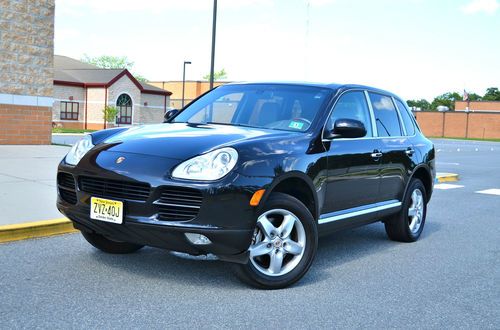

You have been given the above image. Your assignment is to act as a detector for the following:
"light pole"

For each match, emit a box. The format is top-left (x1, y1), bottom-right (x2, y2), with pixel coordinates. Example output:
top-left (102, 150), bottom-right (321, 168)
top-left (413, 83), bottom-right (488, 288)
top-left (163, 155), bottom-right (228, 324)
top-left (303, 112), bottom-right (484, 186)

top-left (209, 0), bottom-right (217, 89)
top-left (182, 61), bottom-right (191, 108)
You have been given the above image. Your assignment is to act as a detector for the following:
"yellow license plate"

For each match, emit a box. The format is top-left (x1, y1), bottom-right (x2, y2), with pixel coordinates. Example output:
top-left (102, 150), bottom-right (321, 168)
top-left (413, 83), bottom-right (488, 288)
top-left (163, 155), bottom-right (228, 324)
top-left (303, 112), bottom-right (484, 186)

top-left (90, 197), bottom-right (123, 224)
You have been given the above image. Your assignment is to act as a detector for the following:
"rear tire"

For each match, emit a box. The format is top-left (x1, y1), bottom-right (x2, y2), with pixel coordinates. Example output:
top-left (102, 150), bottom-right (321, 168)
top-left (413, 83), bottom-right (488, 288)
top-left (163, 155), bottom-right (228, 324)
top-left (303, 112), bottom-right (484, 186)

top-left (81, 231), bottom-right (144, 254)
top-left (237, 192), bottom-right (318, 289)
top-left (384, 178), bottom-right (427, 242)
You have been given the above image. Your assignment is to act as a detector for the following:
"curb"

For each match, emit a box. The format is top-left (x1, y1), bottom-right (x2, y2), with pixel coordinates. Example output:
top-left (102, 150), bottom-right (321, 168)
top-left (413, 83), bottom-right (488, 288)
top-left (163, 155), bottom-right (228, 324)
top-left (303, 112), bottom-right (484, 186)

top-left (0, 218), bottom-right (78, 243)
top-left (436, 172), bottom-right (459, 183)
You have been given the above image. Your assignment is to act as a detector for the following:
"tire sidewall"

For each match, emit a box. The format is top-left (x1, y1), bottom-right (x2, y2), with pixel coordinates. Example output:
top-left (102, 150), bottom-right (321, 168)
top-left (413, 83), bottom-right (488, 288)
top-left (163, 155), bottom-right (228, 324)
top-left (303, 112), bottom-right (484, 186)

top-left (403, 179), bottom-right (427, 240)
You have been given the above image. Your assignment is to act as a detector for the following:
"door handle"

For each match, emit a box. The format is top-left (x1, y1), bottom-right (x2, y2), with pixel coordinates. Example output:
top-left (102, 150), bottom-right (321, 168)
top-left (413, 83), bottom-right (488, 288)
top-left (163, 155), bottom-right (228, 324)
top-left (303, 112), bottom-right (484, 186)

top-left (371, 151), bottom-right (383, 158)
top-left (405, 148), bottom-right (415, 156)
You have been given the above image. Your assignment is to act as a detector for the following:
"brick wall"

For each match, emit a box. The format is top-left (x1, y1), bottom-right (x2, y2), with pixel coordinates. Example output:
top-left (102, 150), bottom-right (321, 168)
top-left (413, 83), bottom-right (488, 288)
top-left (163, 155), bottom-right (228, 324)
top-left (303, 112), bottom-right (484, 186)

top-left (414, 111), bottom-right (500, 139)
top-left (455, 101), bottom-right (500, 111)
top-left (0, 104), bottom-right (52, 144)
top-left (0, 0), bottom-right (55, 145)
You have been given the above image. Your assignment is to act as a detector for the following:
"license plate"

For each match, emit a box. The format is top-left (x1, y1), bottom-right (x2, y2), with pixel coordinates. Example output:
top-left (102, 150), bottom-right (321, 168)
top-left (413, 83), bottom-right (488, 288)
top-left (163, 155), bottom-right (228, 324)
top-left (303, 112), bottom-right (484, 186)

top-left (90, 197), bottom-right (123, 224)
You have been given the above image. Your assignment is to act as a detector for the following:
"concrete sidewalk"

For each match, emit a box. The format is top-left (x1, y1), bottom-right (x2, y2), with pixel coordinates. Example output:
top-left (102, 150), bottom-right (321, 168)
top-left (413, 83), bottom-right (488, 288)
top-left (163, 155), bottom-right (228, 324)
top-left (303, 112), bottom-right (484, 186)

top-left (51, 133), bottom-right (84, 146)
top-left (0, 145), bottom-right (70, 225)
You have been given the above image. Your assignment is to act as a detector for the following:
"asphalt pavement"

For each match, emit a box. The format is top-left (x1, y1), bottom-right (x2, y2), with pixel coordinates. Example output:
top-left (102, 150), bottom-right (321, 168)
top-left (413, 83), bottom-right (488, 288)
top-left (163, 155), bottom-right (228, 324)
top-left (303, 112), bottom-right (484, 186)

top-left (0, 139), bottom-right (499, 328)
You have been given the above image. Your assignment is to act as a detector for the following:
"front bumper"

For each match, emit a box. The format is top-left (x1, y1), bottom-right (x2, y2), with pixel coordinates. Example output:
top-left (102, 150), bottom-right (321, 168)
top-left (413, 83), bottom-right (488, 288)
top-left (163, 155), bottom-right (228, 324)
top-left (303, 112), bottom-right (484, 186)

top-left (56, 151), bottom-right (273, 263)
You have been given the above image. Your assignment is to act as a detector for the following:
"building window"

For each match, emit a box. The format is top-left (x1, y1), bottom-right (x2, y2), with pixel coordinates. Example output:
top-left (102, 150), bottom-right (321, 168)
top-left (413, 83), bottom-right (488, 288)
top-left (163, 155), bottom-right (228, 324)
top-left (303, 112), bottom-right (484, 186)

top-left (60, 101), bottom-right (79, 120)
top-left (116, 94), bottom-right (132, 124)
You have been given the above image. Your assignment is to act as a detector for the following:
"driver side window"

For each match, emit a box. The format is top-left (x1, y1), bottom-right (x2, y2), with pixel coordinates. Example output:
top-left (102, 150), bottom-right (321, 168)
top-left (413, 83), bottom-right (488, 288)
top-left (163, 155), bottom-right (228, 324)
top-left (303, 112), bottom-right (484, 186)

top-left (327, 91), bottom-right (373, 137)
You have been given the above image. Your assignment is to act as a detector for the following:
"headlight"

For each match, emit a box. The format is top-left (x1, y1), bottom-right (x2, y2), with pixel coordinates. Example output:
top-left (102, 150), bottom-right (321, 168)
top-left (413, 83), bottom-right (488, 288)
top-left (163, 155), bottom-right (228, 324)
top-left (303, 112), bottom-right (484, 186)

top-left (172, 147), bottom-right (238, 181)
top-left (65, 135), bottom-right (94, 166)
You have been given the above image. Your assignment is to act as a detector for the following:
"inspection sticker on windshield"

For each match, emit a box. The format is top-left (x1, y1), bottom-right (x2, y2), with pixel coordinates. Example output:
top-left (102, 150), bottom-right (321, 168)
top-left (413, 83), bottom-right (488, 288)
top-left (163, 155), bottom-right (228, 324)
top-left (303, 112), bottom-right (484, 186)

top-left (288, 121), bottom-right (304, 130)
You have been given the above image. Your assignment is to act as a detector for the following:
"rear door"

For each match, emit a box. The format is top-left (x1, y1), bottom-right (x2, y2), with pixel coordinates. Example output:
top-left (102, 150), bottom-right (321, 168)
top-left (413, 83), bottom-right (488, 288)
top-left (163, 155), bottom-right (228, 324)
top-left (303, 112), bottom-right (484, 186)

top-left (367, 92), bottom-right (413, 202)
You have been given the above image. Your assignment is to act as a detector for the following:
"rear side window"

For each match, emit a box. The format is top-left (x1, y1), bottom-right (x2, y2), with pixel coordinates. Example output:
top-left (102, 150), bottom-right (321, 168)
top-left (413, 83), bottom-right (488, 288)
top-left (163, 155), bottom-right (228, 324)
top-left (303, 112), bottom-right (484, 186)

top-left (395, 99), bottom-right (416, 136)
top-left (369, 93), bottom-right (402, 137)
top-left (327, 91), bottom-right (373, 137)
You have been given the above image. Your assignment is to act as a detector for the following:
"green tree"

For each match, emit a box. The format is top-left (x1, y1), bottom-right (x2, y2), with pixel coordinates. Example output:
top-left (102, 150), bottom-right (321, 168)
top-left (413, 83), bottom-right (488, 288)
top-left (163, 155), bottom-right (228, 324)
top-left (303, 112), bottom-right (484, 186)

top-left (468, 93), bottom-right (482, 101)
top-left (431, 92), bottom-right (462, 111)
top-left (407, 99), bottom-right (430, 111)
top-left (102, 105), bottom-right (118, 129)
top-left (482, 87), bottom-right (500, 101)
top-left (203, 68), bottom-right (227, 81)
top-left (81, 54), bottom-right (148, 82)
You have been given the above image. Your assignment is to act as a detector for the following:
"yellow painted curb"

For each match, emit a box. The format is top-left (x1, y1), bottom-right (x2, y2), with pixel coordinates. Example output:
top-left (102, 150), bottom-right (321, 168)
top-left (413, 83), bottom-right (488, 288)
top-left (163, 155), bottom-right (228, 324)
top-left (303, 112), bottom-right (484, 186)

top-left (0, 218), bottom-right (78, 243)
top-left (436, 172), bottom-right (459, 183)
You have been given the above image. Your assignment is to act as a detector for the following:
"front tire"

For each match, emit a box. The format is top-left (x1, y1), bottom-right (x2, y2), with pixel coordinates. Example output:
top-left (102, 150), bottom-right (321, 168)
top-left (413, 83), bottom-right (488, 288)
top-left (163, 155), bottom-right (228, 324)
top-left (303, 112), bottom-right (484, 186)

top-left (237, 192), bottom-right (318, 289)
top-left (81, 231), bottom-right (144, 254)
top-left (384, 178), bottom-right (427, 242)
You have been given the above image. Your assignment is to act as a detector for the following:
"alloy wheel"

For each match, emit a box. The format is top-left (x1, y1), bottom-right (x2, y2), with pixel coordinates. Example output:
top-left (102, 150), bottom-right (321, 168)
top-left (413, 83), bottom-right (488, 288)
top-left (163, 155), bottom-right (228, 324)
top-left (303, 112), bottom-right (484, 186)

top-left (408, 188), bottom-right (424, 234)
top-left (249, 209), bottom-right (306, 277)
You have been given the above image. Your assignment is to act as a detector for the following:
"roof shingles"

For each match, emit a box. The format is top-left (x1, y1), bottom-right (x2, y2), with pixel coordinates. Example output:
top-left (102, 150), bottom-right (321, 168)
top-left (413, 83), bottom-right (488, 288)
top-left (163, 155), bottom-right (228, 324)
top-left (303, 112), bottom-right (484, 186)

top-left (54, 55), bottom-right (171, 95)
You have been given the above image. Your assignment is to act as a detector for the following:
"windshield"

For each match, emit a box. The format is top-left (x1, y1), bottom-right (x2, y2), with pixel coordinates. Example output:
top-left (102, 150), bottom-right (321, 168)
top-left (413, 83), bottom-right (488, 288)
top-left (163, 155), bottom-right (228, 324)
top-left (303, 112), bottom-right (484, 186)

top-left (172, 84), bottom-right (332, 132)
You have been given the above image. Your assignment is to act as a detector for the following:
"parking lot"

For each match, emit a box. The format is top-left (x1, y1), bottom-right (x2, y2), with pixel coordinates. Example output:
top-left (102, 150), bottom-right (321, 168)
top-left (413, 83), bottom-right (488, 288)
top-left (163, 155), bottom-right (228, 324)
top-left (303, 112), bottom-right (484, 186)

top-left (1, 139), bottom-right (499, 329)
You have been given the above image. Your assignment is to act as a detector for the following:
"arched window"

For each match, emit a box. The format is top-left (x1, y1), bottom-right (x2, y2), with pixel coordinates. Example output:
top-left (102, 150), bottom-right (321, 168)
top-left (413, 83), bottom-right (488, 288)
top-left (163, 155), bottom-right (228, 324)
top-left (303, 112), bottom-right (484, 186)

top-left (116, 94), bottom-right (132, 124)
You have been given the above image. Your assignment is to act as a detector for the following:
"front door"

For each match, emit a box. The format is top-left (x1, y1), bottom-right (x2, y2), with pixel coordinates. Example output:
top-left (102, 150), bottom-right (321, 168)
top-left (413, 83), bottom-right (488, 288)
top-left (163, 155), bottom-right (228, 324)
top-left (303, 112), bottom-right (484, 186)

top-left (322, 90), bottom-right (382, 215)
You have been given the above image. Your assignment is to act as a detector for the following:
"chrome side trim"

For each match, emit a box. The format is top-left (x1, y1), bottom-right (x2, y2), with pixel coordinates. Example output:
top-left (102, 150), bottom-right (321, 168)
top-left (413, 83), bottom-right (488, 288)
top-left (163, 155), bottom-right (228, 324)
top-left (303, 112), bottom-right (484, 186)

top-left (318, 201), bottom-right (402, 225)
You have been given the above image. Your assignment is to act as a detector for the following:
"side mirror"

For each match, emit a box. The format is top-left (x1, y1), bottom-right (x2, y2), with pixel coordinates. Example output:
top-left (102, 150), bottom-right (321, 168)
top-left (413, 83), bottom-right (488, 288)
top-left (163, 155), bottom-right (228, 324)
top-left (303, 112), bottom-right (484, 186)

top-left (324, 118), bottom-right (366, 139)
top-left (163, 109), bottom-right (180, 123)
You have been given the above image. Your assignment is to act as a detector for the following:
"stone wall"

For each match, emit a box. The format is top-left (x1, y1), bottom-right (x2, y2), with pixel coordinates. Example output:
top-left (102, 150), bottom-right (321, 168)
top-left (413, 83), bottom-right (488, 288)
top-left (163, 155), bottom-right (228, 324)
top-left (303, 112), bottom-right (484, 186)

top-left (137, 93), bottom-right (167, 124)
top-left (0, 0), bottom-right (55, 144)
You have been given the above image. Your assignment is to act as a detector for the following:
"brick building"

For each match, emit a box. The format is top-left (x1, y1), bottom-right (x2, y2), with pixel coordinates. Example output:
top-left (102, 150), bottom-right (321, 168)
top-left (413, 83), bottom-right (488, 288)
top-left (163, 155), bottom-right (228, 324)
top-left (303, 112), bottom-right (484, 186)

top-left (53, 56), bottom-right (171, 130)
top-left (149, 80), bottom-right (229, 109)
top-left (0, 0), bottom-right (54, 144)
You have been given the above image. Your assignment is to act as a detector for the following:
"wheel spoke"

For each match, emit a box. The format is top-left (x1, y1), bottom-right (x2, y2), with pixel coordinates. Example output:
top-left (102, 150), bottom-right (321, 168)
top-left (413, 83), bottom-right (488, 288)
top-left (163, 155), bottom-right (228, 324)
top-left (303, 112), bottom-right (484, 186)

top-left (258, 217), bottom-right (277, 240)
top-left (408, 207), bottom-right (416, 217)
top-left (279, 214), bottom-right (296, 239)
top-left (249, 242), bottom-right (272, 258)
top-left (269, 250), bottom-right (284, 274)
top-left (409, 217), bottom-right (416, 231)
top-left (283, 240), bottom-right (303, 255)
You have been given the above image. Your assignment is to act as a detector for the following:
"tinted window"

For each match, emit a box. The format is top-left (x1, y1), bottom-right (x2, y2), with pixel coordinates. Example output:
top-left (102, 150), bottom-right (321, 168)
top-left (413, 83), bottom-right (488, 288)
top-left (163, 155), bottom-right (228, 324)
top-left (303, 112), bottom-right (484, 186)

top-left (395, 99), bottom-right (415, 136)
top-left (173, 84), bottom-right (332, 132)
top-left (369, 93), bottom-right (402, 137)
top-left (327, 91), bottom-right (372, 137)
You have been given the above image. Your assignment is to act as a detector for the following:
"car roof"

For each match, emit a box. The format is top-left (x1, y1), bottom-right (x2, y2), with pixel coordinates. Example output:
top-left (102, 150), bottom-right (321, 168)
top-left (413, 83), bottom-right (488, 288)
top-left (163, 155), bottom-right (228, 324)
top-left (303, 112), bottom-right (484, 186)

top-left (223, 81), bottom-right (402, 99)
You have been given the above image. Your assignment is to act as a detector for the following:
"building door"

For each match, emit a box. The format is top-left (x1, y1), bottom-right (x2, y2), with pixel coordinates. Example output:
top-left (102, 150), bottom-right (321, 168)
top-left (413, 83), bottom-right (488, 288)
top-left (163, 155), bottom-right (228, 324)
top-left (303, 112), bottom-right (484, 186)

top-left (116, 94), bottom-right (133, 125)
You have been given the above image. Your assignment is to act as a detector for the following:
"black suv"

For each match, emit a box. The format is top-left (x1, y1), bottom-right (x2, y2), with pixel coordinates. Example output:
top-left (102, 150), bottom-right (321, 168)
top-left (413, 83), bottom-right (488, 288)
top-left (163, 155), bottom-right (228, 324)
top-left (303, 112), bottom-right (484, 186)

top-left (57, 83), bottom-right (435, 289)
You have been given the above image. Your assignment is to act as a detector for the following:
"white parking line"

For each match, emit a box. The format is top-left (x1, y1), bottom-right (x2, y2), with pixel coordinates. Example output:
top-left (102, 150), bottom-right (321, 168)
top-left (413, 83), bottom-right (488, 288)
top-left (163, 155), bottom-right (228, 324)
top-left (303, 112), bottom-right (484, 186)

top-left (434, 183), bottom-right (464, 190)
top-left (437, 162), bottom-right (460, 166)
top-left (475, 189), bottom-right (500, 196)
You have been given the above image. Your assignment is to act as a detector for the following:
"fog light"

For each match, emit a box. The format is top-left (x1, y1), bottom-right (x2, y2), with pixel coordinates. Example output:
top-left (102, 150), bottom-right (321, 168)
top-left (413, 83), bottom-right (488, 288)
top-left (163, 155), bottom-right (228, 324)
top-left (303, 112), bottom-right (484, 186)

top-left (185, 233), bottom-right (212, 245)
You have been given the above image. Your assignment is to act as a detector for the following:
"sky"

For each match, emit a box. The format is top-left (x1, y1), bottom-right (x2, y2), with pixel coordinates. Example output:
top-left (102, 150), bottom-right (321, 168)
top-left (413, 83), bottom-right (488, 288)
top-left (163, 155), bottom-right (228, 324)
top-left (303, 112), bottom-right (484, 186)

top-left (55, 0), bottom-right (500, 101)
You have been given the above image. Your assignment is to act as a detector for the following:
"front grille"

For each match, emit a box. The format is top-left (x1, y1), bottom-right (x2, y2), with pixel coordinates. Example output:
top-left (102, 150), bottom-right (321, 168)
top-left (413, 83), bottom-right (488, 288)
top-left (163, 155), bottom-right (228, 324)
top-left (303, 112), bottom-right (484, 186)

top-left (155, 187), bottom-right (203, 221)
top-left (79, 176), bottom-right (150, 201)
top-left (57, 172), bottom-right (77, 204)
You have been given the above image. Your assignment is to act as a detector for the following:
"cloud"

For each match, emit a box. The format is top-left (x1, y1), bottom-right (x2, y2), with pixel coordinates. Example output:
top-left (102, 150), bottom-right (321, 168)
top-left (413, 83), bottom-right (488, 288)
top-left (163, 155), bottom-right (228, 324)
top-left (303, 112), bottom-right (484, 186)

top-left (461, 0), bottom-right (499, 14)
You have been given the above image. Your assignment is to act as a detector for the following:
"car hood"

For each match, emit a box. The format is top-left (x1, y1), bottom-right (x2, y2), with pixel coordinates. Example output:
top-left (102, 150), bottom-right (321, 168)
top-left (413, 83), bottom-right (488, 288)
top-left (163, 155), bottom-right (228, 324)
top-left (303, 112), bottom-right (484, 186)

top-left (99, 123), bottom-right (300, 160)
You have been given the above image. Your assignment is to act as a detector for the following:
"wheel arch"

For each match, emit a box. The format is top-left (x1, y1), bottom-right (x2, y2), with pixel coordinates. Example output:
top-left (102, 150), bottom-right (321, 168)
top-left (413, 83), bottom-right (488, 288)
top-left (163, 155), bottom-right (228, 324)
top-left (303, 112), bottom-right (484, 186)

top-left (260, 172), bottom-right (319, 221)
top-left (406, 165), bottom-right (433, 202)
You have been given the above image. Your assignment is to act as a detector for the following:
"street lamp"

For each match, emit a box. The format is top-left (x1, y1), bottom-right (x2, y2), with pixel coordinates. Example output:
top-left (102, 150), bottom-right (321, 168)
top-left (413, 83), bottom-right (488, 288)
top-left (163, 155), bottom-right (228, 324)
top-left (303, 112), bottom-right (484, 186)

top-left (209, 0), bottom-right (217, 89)
top-left (182, 61), bottom-right (191, 108)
